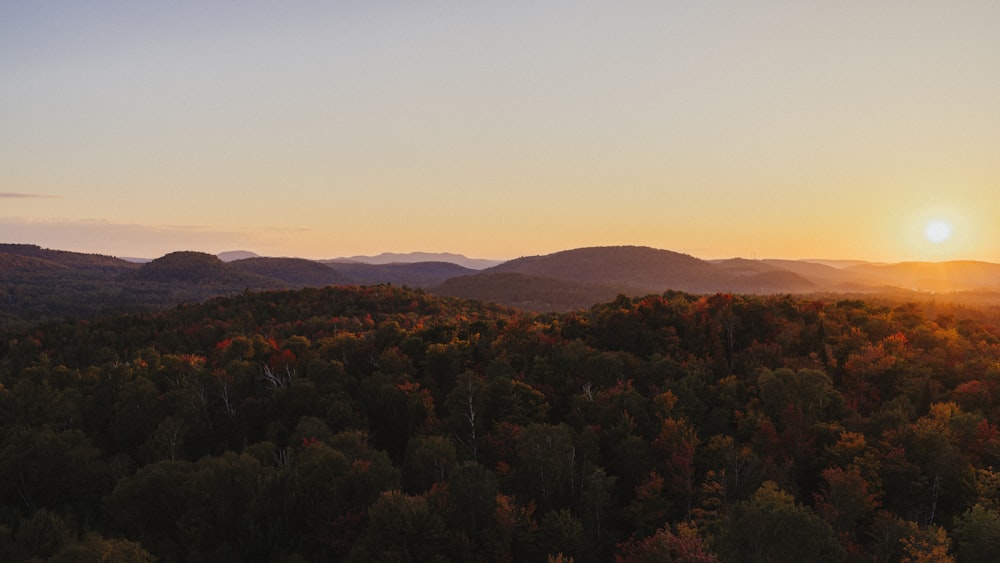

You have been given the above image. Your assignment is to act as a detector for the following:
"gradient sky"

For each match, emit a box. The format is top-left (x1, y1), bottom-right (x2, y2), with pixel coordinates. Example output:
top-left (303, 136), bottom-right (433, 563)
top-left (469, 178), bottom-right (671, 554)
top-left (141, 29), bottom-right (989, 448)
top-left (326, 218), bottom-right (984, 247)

top-left (3, 1), bottom-right (999, 262)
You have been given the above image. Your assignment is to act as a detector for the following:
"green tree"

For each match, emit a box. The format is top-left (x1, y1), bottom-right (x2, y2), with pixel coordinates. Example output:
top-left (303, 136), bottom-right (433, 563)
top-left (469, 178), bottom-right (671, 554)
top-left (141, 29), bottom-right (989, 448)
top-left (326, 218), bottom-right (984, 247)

top-left (348, 490), bottom-right (449, 563)
top-left (12, 508), bottom-right (72, 561)
top-left (403, 434), bottom-right (457, 493)
top-left (953, 503), bottom-right (1000, 563)
top-left (106, 459), bottom-right (194, 560)
top-left (515, 423), bottom-right (577, 511)
top-left (715, 481), bottom-right (845, 563)
top-left (536, 509), bottom-right (585, 563)
top-left (446, 461), bottom-right (499, 542)
top-left (0, 427), bottom-right (104, 518)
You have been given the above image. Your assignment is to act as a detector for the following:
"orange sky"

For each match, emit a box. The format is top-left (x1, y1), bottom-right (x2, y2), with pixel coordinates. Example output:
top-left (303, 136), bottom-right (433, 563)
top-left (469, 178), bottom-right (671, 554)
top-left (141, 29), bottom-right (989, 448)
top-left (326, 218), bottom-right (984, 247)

top-left (2, 2), bottom-right (999, 262)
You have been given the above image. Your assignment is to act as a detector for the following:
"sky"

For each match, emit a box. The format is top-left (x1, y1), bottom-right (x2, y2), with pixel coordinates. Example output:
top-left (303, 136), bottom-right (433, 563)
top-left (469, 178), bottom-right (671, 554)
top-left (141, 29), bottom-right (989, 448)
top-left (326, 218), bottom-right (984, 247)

top-left (2, 1), bottom-right (999, 262)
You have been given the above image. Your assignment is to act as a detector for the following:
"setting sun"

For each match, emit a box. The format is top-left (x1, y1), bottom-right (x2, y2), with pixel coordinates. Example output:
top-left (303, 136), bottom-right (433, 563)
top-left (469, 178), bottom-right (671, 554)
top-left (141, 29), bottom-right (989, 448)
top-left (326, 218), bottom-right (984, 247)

top-left (925, 220), bottom-right (953, 244)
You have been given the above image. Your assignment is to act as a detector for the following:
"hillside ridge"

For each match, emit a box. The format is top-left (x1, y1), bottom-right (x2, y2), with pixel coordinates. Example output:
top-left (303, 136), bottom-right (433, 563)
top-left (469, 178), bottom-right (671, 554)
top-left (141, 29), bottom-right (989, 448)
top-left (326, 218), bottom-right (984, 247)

top-left (5, 243), bottom-right (1000, 320)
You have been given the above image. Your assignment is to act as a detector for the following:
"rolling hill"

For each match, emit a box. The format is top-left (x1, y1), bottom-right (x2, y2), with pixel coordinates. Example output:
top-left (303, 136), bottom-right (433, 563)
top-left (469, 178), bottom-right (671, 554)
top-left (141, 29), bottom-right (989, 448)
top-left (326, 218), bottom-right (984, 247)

top-left (430, 247), bottom-right (1000, 310)
top-left (433, 272), bottom-right (623, 312)
top-left (0, 252), bottom-right (70, 275)
top-left (0, 244), bottom-right (138, 273)
top-left (484, 246), bottom-right (815, 295)
top-left (327, 252), bottom-right (503, 269)
top-left (757, 259), bottom-right (876, 290)
top-left (437, 247), bottom-right (821, 310)
top-left (231, 257), bottom-right (347, 286)
top-left (844, 261), bottom-right (1000, 292)
top-left (125, 251), bottom-right (275, 287)
top-left (4, 243), bottom-right (1000, 319)
top-left (217, 250), bottom-right (260, 262)
top-left (330, 261), bottom-right (477, 288)
top-left (486, 246), bottom-right (724, 292)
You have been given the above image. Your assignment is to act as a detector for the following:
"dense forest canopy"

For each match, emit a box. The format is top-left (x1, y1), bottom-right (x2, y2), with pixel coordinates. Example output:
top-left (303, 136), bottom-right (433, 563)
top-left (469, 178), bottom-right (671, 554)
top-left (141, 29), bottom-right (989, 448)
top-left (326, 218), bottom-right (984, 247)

top-left (2, 284), bottom-right (1000, 561)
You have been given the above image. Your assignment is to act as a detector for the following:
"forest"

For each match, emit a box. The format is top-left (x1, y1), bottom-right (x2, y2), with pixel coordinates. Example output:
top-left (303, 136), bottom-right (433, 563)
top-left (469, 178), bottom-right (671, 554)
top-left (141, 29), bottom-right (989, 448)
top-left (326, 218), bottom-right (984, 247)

top-left (2, 284), bottom-right (1000, 562)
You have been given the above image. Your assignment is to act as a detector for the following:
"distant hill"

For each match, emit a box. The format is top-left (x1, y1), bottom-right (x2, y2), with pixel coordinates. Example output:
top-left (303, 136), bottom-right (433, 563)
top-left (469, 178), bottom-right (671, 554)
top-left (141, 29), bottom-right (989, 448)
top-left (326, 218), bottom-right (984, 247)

top-left (0, 244), bottom-right (139, 273)
top-left (443, 247), bottom-right (822, 308)
top-left (217, 250), bottom-right (260, 262)
top-left (433, 272), bottom-right (622, 312)
top-left (330, 261), bottom-right (477, 288)
top-left (0, 246), bottom-right (140, 321)
top-left (712, 258), bottom-right (816, 292)
top-left (802, 259), bottom-right (883, 269)
top-left (124, 251), bottom-right (275, 287)
top-left (0, 246), bottom-right (483, 321)
top-left (327, 252), bottom-right (503, 270)
top-left (455, 247), bottom-right (1000, 309)
top-left (734, 269), bottom-right (817, 293)
top-left (5, 243), bottom-right (1000, 320)
top-left (757, 259), bottom-right (874, 290)
top-left (486, 247), bottom-right (1000, 299)
top-left (231, 257), bottom-right (347, 286)
top-left (487, 246), bottom-right (734, 293)
top-left (711, 257), bottom-right (781, 277)
top-left (0, 252), bottom-right (69, 275)
top-left (845, 261), bottom-right (1000, 292)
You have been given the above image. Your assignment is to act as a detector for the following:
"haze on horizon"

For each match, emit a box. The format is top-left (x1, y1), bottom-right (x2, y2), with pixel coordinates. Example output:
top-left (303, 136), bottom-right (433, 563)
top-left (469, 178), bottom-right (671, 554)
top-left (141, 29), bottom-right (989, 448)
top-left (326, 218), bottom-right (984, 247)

top-left (3, 2), bottom-right (999, 264)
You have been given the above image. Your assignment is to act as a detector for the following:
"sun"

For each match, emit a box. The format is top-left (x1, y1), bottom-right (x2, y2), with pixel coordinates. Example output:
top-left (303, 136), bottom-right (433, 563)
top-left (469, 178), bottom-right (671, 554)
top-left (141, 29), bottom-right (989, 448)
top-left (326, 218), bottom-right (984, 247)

top-left (925, 220), bottom-right (952, 244)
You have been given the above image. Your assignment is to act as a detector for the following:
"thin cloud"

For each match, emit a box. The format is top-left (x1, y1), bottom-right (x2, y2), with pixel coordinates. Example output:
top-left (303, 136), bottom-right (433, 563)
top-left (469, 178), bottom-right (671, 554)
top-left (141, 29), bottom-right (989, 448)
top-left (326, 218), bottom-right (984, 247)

top-left (0, 192), bottom-right (61, 199)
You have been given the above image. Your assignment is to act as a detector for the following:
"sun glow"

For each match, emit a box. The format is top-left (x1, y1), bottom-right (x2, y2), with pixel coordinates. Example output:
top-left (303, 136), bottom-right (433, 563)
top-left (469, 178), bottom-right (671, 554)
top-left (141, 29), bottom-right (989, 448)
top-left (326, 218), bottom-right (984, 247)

top-left (925, 220), bottom-right (952, 244)
top-left (901, 206), bottom-right (984, 261)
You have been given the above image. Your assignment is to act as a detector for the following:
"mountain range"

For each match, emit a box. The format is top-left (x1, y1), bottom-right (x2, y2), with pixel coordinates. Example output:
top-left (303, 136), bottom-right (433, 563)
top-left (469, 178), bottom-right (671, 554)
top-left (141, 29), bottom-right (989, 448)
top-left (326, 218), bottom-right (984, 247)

top-left (326, 251), bottom-right (504, 270)
top-left (3, 243), bottom-right (1000, 320)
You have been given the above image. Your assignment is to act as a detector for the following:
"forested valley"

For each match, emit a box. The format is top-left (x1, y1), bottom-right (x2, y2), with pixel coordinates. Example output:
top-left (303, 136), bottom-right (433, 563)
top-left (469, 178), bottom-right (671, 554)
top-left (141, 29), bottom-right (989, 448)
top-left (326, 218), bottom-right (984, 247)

top-left (3, 285), bottom-right (1000, 562)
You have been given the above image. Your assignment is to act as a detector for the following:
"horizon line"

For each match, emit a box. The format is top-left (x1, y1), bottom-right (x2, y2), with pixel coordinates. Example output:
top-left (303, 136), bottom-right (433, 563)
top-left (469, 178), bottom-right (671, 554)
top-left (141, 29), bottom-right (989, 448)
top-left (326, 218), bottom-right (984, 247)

top-left (6, 241), bottom-right (998, 267)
